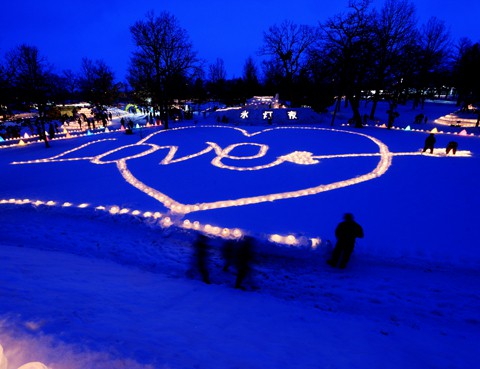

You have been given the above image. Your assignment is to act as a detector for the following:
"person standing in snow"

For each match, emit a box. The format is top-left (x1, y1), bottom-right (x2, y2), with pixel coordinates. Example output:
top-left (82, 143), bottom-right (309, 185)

top-left (234, 236), bottom-right (255, 289)
top-left (327, 213), bottom-right (364, 269)
top-left (48, 123), bottom-right (55, 139)
top-left (423, 133), bottom-right (436, 154)
top-left (446, 141), bottom-right (458, 155)
top-left (191, 233), bottom-right (211, 284)
top-left (221, 239), bottom-right (237, 272)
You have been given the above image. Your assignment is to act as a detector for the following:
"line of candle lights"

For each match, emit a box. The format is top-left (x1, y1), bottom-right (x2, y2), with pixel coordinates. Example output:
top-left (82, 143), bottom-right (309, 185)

top-left (0, 197), bottom-right (321, 248)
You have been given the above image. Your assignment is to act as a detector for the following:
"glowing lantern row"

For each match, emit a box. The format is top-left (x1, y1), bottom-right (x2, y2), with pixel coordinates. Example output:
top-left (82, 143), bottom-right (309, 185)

top-left (0, 196), bottom-right (330, 246)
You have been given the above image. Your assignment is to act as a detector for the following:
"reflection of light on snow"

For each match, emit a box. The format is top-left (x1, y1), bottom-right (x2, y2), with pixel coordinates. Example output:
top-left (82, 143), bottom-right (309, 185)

top-left (18, 363), bottom-right (49, 369)
top-left (0, 343), bottom-right (49, 369)
top-left (0, 344), bottom-right (6, 369)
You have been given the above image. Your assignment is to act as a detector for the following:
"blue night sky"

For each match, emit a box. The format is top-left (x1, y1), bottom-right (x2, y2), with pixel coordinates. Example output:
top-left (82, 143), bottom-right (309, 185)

top-left (1, 0), bottom-right (479, 82)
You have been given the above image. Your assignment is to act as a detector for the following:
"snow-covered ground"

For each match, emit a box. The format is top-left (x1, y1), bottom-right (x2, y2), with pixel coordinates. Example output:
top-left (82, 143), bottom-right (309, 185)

top-left (1, 101), bottom-right (479, 369)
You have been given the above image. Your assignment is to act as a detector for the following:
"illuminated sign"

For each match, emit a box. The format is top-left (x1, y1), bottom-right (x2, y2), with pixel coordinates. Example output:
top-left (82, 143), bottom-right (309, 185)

top-left (263, 111), bottom-right (273, 120)
top-left (287, 111), bottom-right (298, 120)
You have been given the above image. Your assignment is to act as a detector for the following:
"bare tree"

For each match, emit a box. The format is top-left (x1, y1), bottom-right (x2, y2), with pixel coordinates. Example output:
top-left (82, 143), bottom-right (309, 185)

top-left (206, 58), bottom-right (227, 100)
top-left (243, 56), bottom-right (259, 84)
top-left (208, 58), bottom-right (227, 83)
top-left (413, 16), bottom-right (451, 108)
top-left (79, 58), bottom-right (119, 107)
top-left (4, 44), bottom-right (54, 146)
top-left (242, 56), bottom-right (260, 97)
top-left (260, 20), bottom-right (317, 102)
top-left (128, 11), bottom-right (198, 129)
top-left (318, 0), bottom-right (375, 127)
top-left (453, 40), bottom-right (480, 106)
top-left (369, 0), bottom-right (418, 123)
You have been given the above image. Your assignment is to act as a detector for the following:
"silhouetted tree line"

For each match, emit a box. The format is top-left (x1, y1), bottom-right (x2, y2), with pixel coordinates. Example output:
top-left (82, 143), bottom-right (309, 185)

top-left (1, 0), bottom-right (480, 128)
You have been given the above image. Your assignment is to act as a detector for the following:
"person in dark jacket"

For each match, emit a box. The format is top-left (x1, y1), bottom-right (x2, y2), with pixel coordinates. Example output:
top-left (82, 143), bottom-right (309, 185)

top-left (234, 236), bottom-right (255, 289)
top-left (423, 133), bottom-right (436, 154)
top-left (446, 141), bottom-right (458, 155)
top-left (192, 233), bottom-right (211, 284)
top-left (327, 213), bottom-right (364, 269)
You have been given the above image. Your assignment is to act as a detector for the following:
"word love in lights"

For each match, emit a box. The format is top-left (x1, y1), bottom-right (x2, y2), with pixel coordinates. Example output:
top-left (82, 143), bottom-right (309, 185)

top-left (11, 126), bottom-right (471, 219)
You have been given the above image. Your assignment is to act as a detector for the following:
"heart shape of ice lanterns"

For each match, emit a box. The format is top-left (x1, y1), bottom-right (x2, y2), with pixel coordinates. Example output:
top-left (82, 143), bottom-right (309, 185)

top-left (108, 126), bottom-right (393, 215)
top-left (11, 126), bottom-right (392, 215)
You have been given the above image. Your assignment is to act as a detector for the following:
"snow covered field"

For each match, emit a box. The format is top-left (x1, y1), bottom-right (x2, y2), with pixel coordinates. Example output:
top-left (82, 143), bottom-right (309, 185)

top-left (1, 101), bottom-right (479, 368)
